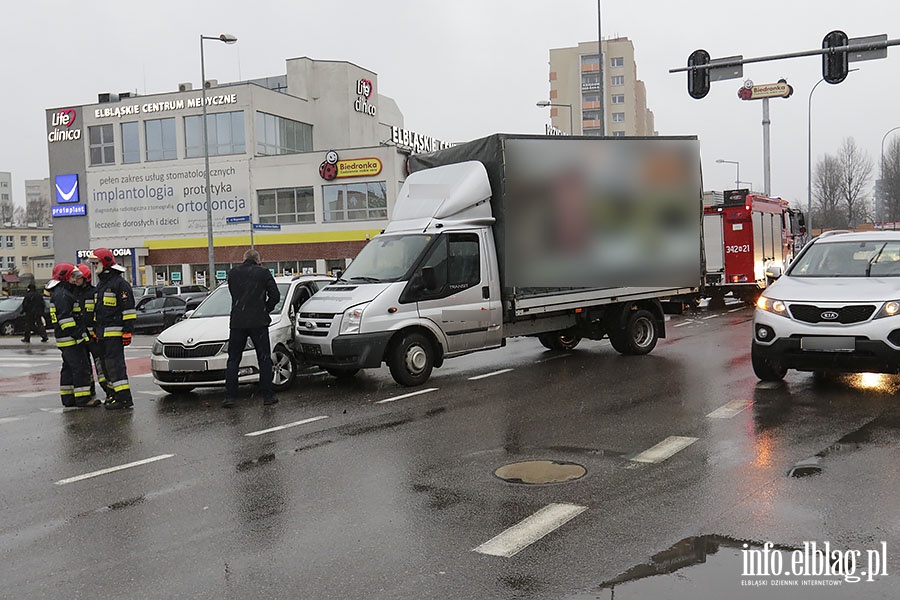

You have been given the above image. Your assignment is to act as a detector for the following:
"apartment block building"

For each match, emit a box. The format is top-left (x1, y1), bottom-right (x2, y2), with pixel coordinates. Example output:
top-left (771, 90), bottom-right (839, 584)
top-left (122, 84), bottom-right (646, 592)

top-left (547, 37), bottom-right (656, 137)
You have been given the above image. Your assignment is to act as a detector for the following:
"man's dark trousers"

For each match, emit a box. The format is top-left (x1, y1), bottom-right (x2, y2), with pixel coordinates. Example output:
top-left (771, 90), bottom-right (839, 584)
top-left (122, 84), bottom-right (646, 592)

top-left (225, 327), bottom-right (274, 402)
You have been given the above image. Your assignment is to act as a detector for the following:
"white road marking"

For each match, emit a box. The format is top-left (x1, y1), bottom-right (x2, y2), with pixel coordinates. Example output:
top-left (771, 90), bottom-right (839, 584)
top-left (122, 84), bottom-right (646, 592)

top-left (630, 436), bottom-right (698, 463)
top-left (728, 307), bottom-right (746, 313)
top-left (535, 354), bottom-right (568, 363)
top-left (0, 417), bottom-right (23, 425)
top-left (468, 368), bottom-right (514, 381)
top-left (0, 357), bottom-right (60, 362)
top-left (701, 315), bottom-right (718, 320)
top-left (20, 391), bottom-right (54, 398)
top-left (473, 503), bottom-right (588, 558)
top-left (707, 399), bottom-right (751, 419)
top-left (244, 415), bottom-right (328, 437)
top-left (672, 321), bottom-right (692, 328)
top-left (375, 388), bottom-right (439, 404)
top-left (55, 454), bottom-right (175, 485)
top-left (131, 373), bottom-right (153, 379)
top-left (138, 390), bottom-right (167, 398)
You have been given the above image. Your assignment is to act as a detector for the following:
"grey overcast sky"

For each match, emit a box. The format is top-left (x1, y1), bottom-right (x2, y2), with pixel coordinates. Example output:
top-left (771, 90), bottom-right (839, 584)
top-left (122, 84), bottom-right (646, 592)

top-left (1, 0), bottom-right (897, 212)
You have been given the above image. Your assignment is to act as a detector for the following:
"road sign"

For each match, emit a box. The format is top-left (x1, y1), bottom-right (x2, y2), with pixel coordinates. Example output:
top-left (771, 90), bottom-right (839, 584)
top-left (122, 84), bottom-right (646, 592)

top-left (252, 223), bottom-right (281, 231)
top-left (216, 270), bottom-right (227, 280)
top-left (226, 215), bottom-right (250, 223)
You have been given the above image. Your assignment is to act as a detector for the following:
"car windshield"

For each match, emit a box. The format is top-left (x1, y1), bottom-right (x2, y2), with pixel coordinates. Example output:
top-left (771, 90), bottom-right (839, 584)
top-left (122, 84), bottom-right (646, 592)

top-left (189, 282), bottom-right (290, 318)
top-left (133, 286), bottom-right (147, 296)
top-left (339, 234), bottom-right (434, 283)
top-left (788, 240), bottom-right (900, 277)
top-left (0, 297), bottom-right (23, 311)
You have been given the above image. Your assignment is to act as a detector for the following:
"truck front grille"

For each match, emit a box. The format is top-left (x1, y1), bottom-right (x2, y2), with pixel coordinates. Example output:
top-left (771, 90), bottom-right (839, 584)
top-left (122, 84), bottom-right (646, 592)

top-left (297, 312), bottom-right (336, 337)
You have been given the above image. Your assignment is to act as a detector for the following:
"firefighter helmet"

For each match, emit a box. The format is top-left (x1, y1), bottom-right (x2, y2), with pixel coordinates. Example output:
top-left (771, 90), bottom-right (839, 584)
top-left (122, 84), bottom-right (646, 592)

top-left (77, 263), bottom-right (93, 282)
top-left (93, 247), bottom-right (116, 269)
top-left (52, 262), bottom-right (76, 282)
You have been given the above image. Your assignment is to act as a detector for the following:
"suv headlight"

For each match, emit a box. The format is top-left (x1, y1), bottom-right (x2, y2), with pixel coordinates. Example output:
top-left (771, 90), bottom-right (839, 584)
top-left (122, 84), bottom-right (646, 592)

top-left (875, 301), bottom-right (900, 319)
top-left (152, 340), bottom-right (163, 355)
top-left (340, 303), bottom-right (369, 335)
top-left (756, 296), bottom-right (788, 316)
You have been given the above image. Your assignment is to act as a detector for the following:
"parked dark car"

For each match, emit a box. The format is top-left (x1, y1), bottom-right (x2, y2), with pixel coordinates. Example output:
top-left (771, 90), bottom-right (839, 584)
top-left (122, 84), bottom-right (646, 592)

top-left (0, 296), bottom-right (52, 336)
top-left (134, 284), bottom-right (209, 302)
top-left (133, 296), bottom-right (188, 334)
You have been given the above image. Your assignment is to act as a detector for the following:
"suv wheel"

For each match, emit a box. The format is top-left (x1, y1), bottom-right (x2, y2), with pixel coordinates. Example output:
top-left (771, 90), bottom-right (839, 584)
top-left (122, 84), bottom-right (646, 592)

top-left (751, 343), bottom-right (787, 381)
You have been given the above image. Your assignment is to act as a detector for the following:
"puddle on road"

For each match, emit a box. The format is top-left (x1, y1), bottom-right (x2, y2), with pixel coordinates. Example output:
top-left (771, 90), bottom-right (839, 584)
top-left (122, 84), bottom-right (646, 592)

top-left (565, 535), bottom-right (893, 599)
top-left (789, 414), bottom-right (900, 478)
top-left (494, 460), bottom-right (586, 484)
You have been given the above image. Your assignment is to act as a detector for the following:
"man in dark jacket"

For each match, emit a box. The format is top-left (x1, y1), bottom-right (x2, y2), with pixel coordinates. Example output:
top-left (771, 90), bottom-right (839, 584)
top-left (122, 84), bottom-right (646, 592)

top-left (21, 283), bottom-right (48, 343)
top-left (72, 263), bottom-right (112, 401)
top-left (223, 249), bottom-right (280, 408)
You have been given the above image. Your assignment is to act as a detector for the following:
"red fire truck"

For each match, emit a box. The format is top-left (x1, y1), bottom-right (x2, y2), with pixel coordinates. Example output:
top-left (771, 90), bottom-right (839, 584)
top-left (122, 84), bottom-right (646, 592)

top-left (702, 189), bottom-right (806, 307)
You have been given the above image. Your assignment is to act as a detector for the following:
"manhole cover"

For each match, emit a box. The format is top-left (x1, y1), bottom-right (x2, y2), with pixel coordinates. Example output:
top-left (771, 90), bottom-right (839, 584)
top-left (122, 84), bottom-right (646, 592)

top-left (494, 460), bottom-right (586, 484)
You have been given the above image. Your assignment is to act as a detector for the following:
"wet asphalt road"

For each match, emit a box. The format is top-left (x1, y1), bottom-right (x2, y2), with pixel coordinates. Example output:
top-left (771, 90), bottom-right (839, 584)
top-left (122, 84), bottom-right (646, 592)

top-left (1, 304), bottom-right (899, 599)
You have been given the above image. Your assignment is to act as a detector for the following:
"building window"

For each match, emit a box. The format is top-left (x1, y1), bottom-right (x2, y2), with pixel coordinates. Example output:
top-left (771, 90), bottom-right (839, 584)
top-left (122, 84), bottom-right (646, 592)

top-left (89, 124), bottom-right (115, 166)
top-left (611, 75), bottom-right (625, 86)
top-left (612, 131), bottom-right (626, 137)
top-left (257, 187), bottom-right (315, 224)
top-left (19, 236), bottom-right (26, 245)
top-left (2, 236), bottom-right (11, 248)
top-left (582, 93), bottom-right (601, 103)
top-left (30, 235), bottom-right (37, 245)
top-left (612, 94), bottom-right (625, 104)
top-left (612, 112), bottom-right (626, 123)
top-left (145, 118), bottom-right (176, 161)
top-left (0, 194), bottom-right (7, 201)
top-left (583, 110), bottom-right (603, 121)
top-left (185, 111), bottom-right (245, 158)
top-left (256, 112), bottom-right (313, 156)
top-left (581, 73), bottom-right (601, 90)
top-left (121, 122), bottom-right (140, 164)
top-left (323, 181), bottom-right (388, 222)
top-left (42, 235), bottom-right (51, 248)
top-left (580, 54), bottom-right (600, 67)
top-left (611, 57), bottom-right (624, 67)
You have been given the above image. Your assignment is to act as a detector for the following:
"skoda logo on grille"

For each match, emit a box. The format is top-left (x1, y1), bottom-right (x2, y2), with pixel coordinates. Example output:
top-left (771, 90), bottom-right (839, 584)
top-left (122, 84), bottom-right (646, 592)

top-left (820, 311), bottom-right (839, 321)
top-left (186, 337), bottom-right (194, 344)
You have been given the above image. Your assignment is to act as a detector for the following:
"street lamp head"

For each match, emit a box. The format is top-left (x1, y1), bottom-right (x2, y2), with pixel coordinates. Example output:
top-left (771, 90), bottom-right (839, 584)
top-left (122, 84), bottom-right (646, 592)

top-left (536, 100), bottom-right (551, 107)
top-left (219, 33), bottom-right (238, 44)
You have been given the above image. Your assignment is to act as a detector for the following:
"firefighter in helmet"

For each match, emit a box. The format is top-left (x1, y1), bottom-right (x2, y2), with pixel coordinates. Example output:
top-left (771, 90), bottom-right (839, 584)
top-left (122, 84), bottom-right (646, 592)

top-left (73, 262), bottom-right (112, 401)
top-left (91, 248), bottom-right (136, 410)
top-left (47, 262), bottom-right (96, 407)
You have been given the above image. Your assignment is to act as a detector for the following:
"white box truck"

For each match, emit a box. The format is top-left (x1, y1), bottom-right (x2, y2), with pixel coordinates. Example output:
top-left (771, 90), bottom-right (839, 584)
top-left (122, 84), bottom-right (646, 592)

top-left (294, 134), bottom-right (702, 386)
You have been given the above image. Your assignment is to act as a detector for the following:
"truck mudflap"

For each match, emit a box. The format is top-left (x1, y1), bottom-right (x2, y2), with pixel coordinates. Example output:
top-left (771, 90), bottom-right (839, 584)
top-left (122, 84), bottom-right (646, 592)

top-left (302, 332), bottom-right (393, 369)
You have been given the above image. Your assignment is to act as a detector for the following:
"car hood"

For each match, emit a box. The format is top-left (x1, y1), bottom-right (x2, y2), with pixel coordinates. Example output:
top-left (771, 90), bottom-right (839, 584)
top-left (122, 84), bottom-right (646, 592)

top-left (301, 282), bottom-right (395, 313)
top-left (156, 313), bottom-right (285, 344)
top-left (767, 276), bottom-right (900, 303)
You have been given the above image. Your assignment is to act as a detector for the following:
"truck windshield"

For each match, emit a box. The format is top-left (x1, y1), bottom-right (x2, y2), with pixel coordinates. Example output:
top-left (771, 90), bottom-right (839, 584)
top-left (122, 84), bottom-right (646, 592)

top-left (788, 241), bottom-right (900, 277)
top-left (341, 234), bottom-right (433, 283)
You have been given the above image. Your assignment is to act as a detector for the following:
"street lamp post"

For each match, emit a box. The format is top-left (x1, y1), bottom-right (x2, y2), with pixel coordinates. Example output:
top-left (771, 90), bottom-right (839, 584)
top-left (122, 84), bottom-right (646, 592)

top-left (200, 33), bottom-right (237, 287)
top-left (715, 159), bottom-right (740, 189)
top-left (536, 101), bottom-right (574, 135)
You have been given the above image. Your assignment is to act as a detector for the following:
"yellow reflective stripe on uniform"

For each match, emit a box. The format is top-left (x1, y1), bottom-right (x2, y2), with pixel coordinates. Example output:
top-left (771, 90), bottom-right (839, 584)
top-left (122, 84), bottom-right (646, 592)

top-left (103, 331), bottom-right (123, 337)
top-left (56, 339), bottom-right (80, 348)
top-left (111, 382), bottom-right (130, 392)
top-left (122, 309), bottom-right (136, 321)
top-left (50, 307), bottom-right (58, 323)
top-left (60, 321), bottom-right (76, 330)
top-left (85, 300), bottom-right (95, 311)
top-left (74, 387), bottom-right (91, 398)
top-left (103, 292), bottom-right (116, 307)
top-left (73, 305), bottom-right (81, 313)
top-left (60, 386), bottom-right (74, 395)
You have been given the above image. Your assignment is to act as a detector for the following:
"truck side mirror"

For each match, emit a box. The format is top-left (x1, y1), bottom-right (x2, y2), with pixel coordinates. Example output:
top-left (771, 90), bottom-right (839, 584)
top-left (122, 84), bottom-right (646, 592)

top-left (422, 266), bottom-right (438, 291)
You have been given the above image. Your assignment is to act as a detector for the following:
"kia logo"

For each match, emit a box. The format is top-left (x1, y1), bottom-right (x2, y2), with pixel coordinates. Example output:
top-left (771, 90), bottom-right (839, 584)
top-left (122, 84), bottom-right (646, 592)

top-left (820, 311), bottom-right (839, 320)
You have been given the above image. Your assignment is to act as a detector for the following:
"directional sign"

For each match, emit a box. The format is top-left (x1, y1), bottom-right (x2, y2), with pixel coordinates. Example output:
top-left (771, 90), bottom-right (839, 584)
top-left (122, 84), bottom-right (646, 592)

top-left (226, 215), bottom-right (250, 223)
top-left (252, 223), bottom-right (281, 231)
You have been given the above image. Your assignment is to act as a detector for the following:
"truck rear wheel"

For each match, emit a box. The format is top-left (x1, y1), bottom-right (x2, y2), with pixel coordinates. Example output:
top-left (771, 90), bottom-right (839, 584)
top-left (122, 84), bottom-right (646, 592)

top-left (388, 332), bottom-right (434, 386)
top-left (608, 309), bottom-right (658, 355)
top-left (538, 331), bottom-right (582, 351)
top-left (751, 343), bottom-right (786, 381)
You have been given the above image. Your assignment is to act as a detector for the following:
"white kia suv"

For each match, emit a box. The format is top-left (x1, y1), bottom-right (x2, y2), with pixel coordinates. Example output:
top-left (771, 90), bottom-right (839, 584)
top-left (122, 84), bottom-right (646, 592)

top-left (151, 274), bottom-right (332, 393)
top-left (752, 230), bottom-right (900, 380)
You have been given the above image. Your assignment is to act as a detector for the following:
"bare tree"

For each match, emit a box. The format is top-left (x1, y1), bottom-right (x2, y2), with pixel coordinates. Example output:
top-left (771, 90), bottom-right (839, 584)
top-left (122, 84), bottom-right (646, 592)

top-left (12, 205), bottom-right (26, 226)
top-left (837, 137), bottom-right (873, 227)
top-left (0, 198), bottom-right (12, 224)
top-left (882, 137), bottom-right (900, 223)
top-left (813, 154), bottom-right (844, 229)
top-left (25, 198), bottom-right (50, 226)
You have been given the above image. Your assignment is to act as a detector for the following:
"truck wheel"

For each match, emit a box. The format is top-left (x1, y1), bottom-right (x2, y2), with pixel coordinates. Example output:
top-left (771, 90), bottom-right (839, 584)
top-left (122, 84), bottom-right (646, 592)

top-left (608, 309), bottom-right (658, 355)
top-left (326, 367), bottom-right (360, 379)
top-left (751, 344), bottom-right (786, 381)
top-left (271, 344), bottom-right (297, 391)
top-left (388, 332), bottom-right (434, 386)
top-left (538, 331), bottom-right (582, 351)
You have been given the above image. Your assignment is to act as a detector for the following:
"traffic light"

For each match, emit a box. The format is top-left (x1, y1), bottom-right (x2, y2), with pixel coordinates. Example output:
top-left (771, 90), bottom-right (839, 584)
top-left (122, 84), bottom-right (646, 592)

top-left (822, 30), bottom-right (849, 84)
top-left (687, 49), bottom-right (711, 99)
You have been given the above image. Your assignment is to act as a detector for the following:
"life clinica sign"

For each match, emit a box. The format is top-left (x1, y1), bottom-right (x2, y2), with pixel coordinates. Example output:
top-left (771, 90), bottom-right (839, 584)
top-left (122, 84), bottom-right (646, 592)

top-left (48, 108), bottom-right (81, 143)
